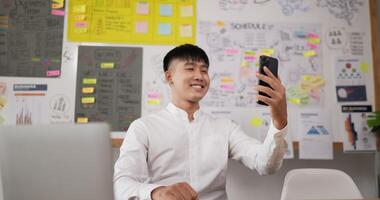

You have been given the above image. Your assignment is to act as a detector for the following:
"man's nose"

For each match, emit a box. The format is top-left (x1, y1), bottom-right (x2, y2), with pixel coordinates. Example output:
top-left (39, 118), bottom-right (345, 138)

top-left (193, 69), bottom-right (204, 81)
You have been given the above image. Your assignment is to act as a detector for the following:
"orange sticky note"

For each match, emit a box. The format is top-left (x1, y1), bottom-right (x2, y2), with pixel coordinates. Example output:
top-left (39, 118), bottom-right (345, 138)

top-left (82, 87), bottom-right (95, 94)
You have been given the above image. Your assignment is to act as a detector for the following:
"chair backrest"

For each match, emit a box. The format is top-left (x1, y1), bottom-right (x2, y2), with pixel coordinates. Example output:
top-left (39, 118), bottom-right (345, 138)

top-left (0, 123), bottom-right (114, 200)
top-left (281, 168), bottom-right (363, 200)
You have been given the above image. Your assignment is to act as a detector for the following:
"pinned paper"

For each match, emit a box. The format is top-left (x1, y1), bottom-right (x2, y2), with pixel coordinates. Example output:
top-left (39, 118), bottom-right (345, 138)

top-left (136, 2), bottom-right (149, 15)
top-left (148, 99), bottom-right (160, 105)
top-left (81, 97), bottom-right (95, 104)
top-left (180, 5), bottom-right (193, 17)
top-left (75, 21), bottom-right (88, 28)
top-left (159, 4), bottom-right (172, 16)
top-left (179, 24), bottom-right (192, 37)
top-left (82, 87), bottom-right (95, 94)
top-left (52, 9), bottom-right (65, 16)
top-left (250, 116), bottom-right (263, 127)
top-left (359, 62), bottom-right (369, 73)
top-left (75, 15), bottom-right (86, 21)
top-left (82, 78), bottom-right (97, 84)
top-left (136, 21), bottom-right (148, 33)
top-left (100, 62), bottom-right (115, 69)
top-left (74, 27), bottom-right (87, 33)
top-left (46, 70), bottom-right (61, 77)
top-left (158, 23), bottom-right (171, 35)
top-left (303, 50), bottom-right (316, 57)
top-left (73, 5), bottom-right (86, 13)
top-left (77, 117), bottom-right (88, 123)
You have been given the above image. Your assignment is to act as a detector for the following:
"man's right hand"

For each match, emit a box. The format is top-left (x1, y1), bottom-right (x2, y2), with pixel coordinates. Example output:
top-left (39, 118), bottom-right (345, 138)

top-left (151, 182), bottom-right (198, 200)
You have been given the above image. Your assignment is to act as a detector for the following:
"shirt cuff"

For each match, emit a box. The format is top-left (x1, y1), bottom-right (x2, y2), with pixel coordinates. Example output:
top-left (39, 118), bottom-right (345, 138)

top-left (142, 184), bottom-right (164, 200)
top-left (267, 120), bottom-right (288, 139)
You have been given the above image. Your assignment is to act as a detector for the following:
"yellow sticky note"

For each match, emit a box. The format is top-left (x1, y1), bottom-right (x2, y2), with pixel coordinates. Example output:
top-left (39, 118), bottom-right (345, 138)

top-left (31, 57), bottom-right (40, 62)
top-left (180, 5), bottom-right (193, 17)
top-left (289, 97), bottom-right (301, 105)
top-left (74, 27), bottom-right (87, 34)
top-left (303, 50), bottom-right (316, 57)
top-left (77, 117), bottom-right (88, 123)
top-left (241, 60), bottom-right (248, 67)
top-left (262, 48), bottom-right (274, 56)
top-left (307, 37), bottom-right (320, 44)
top-left (82, 78), bottom-right (97, 84)
top-left (250, 117), bottom-right (263, 128)
top-left (221, 77), bottom-right (233, 83)
top-left (0, 96), bottom-right (7, 109)
top-left (82, 87), bottom-right (95, 94)
top-left (73, 5), bottom-right (86, 13)
top-left (148, 99), bottom-right (160, 105)
top-left (100, 63), bottom-right (115, 69)
top-left (75, 15), bottom-right (86, 21)
top-left (179, 24), bottom-right (192, 37)
top-left (216, 21), bottom-right (225, 27)
top-left (81, 97), bottom-right (95, 104)
top-left (359, 62), bottom-right (369, 73)
top-left (52, 2), bottom-right (64, 9)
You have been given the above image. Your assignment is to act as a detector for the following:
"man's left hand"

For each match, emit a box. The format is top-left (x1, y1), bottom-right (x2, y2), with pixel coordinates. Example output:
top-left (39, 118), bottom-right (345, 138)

top-left (256, 66), bottom-right (288, 129)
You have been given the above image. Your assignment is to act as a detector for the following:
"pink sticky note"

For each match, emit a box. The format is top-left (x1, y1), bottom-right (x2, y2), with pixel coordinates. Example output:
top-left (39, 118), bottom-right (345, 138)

top-left (147, 92), bottom-right (160, 98)
top-left (51, 9), bottom-right (65, 16)
top-left (307, 32), bottom-right (319, 38)
top-left (135, 21), bottom-right (148, 33)
top-left (47, 70), bottom-right (61, 77)
top-left (307, 42), bottom-right (318, 49)
top-left (220, 84), bottom-right (235, 90)
top-left (225, 48), bottom-right (239, 55)
top-left (136, 2), bottom-right (149, 15)
top-left (75, 21), bottom-right (88, 28)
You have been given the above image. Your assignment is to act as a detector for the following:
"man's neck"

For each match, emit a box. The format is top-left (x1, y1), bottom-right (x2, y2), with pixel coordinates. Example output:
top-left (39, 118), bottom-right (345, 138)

top-left (171, 99), bottom-right (199, 122)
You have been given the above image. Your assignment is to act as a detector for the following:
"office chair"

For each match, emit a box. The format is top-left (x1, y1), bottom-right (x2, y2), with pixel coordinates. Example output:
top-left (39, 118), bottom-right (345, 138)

top-left (281, 168), bottom-right (363, 200)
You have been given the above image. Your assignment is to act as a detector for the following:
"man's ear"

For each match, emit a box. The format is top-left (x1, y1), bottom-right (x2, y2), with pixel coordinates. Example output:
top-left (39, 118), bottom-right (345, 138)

top-left (164, 70), bottom-right (172, 85)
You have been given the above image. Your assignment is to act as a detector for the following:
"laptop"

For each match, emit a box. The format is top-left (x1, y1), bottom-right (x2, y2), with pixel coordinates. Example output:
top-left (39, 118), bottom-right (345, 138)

top-left (0, 123), bottom-right (114, 200)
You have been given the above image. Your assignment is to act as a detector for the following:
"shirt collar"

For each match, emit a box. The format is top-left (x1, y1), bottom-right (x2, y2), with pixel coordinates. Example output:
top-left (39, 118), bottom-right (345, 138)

top-left (167, 103), bottom-right (202, 122)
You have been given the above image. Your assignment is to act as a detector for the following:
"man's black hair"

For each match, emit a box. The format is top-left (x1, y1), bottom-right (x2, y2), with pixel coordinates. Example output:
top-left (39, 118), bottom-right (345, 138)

top-left (163, 44), bottom-right (209, 72)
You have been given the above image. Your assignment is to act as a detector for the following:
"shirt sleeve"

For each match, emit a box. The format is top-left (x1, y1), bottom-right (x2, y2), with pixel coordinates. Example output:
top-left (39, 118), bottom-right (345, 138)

top-left (228, 120), bottom-right (288, 175)
top-left (113, 120), bottom-right (162, 200)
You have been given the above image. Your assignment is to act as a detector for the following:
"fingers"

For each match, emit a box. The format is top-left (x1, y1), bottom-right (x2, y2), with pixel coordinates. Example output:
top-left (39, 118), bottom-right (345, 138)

top-left (256, 67), bottom-right (281, 91)
top-left (162, 182), bottom-right (198, 200)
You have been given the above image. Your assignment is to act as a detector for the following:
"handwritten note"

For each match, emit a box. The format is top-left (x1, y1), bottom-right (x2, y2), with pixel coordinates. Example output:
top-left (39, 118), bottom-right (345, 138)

top-left (159, 4), bottom-right (173, 16)
top-left (136, 2), bottom-right (149, 15)
top-left (158, 23), bottom-right (171, 35)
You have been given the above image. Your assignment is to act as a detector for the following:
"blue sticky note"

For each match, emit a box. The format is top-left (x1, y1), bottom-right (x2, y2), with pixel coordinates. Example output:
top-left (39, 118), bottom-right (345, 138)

top-left (158, 23), bottom-right (171, 35)
top-left (159, 4), bottom-right (172, 16)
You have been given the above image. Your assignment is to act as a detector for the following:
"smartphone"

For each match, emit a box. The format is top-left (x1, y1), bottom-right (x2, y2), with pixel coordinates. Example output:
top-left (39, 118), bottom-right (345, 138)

top-left (257, 55), bottom-right (278, 106)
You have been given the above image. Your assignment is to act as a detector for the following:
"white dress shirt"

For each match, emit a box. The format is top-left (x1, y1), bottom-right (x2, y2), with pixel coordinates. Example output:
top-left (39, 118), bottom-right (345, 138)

top-left (114, 103), bottom-right (288, 200)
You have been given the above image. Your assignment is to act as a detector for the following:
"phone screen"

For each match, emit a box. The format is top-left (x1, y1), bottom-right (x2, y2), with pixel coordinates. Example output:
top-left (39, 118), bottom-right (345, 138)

top-left (257, 55), bottom-right (278, 106)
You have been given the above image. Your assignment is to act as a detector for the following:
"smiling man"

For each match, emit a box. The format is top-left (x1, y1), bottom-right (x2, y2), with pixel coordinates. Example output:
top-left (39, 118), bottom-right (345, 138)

top-left (114, 44), bottom-right (288, 200)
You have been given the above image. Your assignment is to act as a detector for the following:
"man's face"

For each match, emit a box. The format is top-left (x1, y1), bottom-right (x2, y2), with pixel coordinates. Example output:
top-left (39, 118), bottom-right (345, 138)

top-left (165, 59), bottom-right (210, 103)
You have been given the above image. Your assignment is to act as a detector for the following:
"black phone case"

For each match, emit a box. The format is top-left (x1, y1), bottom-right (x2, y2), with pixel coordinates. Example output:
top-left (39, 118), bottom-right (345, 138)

top-left (257, 55), bottom-right (278, 106)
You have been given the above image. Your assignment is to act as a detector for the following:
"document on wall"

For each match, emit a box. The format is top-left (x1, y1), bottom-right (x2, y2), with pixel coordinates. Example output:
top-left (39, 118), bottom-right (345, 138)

top-left (298, 110), bottom-right (333, 160)
top-left (340, 105), bottom-right (376, 151)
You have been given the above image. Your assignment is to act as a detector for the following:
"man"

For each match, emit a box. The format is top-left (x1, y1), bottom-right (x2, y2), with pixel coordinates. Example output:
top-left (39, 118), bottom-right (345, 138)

top-left (114, 44), bottom-right (288, 200)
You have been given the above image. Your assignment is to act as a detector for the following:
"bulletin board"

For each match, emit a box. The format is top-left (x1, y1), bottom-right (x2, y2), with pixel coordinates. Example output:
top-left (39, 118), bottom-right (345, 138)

top-left (0, 0), bottom-right (379, 158)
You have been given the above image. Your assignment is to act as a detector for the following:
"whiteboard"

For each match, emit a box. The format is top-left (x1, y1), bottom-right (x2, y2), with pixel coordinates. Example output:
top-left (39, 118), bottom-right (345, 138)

top-left (0, 0), bottom-right (375, 144)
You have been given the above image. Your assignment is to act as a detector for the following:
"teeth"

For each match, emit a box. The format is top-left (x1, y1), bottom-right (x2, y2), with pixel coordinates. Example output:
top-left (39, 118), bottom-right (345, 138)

top-left (191, 85), bottom-right (202, 88)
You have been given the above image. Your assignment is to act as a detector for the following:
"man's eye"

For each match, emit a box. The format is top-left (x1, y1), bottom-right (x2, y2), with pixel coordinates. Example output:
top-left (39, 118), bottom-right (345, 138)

top-left (186, 68), bottom-right (194, 71)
